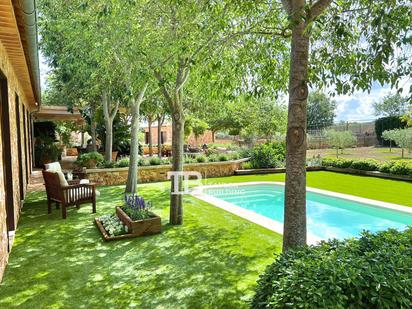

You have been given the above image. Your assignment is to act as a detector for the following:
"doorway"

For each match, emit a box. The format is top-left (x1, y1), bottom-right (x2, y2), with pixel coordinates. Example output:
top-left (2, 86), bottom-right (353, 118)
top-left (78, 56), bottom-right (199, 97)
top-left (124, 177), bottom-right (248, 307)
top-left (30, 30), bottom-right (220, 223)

top-left (0, 71), bottom-right (15, 243)
top-left (15, 94), bottom-right (24, 200)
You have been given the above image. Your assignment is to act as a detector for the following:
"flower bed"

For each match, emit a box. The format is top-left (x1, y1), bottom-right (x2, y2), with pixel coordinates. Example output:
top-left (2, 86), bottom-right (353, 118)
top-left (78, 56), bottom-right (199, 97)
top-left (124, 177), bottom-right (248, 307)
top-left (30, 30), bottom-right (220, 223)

top-left (95, 195), bottom-right (161, 240)
top-left (84, 158), bottom-right (248, 185)
top-left (95, 214), bottom-right (136, 241)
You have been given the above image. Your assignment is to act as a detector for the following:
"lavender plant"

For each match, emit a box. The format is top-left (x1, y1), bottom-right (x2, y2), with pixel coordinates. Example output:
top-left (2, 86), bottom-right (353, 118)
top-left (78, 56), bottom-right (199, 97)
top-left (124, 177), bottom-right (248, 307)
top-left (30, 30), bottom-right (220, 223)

top-left (123, 194), bottom-right (153, 220)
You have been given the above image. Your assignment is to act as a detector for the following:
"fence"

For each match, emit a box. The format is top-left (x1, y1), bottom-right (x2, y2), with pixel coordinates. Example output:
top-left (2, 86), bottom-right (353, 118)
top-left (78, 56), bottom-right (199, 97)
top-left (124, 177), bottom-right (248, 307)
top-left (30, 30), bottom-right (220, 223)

top-left (307, 121), bottom-right (378, 149)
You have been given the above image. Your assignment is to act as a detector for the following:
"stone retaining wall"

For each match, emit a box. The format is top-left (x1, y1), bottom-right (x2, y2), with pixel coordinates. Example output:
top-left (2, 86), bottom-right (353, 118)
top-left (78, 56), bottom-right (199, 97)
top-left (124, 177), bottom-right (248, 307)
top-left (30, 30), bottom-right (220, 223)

top-left (84, 159), bottom-right (248, 186)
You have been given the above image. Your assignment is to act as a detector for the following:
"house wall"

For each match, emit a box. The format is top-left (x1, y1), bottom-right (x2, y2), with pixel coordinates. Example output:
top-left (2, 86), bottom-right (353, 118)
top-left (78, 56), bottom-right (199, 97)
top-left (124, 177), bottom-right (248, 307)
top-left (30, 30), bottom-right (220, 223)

top-left (144, 124), bottom-right (214, 147)
top-left (0, 41), bottom-right (33, 282)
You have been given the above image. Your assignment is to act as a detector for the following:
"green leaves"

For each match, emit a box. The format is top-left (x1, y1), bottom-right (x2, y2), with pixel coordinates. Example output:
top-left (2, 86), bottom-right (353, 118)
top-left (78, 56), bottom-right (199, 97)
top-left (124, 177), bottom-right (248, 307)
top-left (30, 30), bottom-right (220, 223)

top-left (252, 228), bottom-right (412, 308)
top-left (310, 0), bottom-right (412, 95)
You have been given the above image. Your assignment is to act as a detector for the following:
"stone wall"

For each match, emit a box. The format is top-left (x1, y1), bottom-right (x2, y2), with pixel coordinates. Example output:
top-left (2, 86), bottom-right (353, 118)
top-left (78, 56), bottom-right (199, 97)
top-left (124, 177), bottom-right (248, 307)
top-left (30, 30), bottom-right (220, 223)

top-left (84, 159), bottom-right (248, 186)
top-left (0, 40), bottom-right (33, 281)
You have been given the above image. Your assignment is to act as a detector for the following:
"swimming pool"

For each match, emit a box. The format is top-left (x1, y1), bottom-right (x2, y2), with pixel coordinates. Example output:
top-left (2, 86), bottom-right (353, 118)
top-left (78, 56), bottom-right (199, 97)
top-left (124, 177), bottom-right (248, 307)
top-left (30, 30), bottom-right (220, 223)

top-left (192, 182), bottom-right (412, 243)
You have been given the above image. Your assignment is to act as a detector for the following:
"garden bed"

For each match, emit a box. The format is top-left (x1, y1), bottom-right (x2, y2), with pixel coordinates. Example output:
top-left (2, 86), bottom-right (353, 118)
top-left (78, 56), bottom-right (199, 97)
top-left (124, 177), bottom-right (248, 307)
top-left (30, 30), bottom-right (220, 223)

top-left (84, 158), bottom-right (248, 185)
top-left (94, 218), bottom-right (137, 241)
top-left (116, 206), bottom-right (161, 236)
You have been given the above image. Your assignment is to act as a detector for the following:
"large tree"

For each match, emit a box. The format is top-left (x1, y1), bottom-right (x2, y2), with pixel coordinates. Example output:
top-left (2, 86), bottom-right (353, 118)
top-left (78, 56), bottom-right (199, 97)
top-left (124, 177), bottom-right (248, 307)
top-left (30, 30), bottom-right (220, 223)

top-left (276, 0), bottom-right (412, 250)
top-left (307, 91), bottom-right (336, 130)
top-left (373, 93), bottom-right (409, 117)
top-left (137, 0), bottom-right (289, 225)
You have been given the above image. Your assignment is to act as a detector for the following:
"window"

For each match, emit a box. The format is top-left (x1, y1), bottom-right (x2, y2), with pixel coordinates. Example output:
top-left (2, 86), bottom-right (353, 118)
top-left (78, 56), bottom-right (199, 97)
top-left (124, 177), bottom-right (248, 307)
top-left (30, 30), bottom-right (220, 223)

top-left (161, 131), bottom-right (166, 144)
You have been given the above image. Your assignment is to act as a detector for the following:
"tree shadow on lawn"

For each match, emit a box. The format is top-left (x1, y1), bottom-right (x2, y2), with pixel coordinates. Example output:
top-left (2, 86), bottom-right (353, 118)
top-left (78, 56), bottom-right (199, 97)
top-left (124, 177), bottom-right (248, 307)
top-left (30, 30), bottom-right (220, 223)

top-left (0, 184), bottom-right (281, 308)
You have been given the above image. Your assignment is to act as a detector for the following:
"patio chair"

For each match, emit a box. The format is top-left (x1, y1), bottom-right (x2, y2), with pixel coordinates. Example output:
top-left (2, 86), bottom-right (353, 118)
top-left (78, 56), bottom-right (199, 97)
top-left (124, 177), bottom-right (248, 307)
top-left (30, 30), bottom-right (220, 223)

top-left (42, 170), bottom-right (98, 219)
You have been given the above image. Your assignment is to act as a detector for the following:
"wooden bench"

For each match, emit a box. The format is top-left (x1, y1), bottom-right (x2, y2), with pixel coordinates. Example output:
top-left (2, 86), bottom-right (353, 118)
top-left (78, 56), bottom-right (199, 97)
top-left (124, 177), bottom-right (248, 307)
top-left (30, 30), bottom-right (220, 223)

top-left (42, 170), bottom-right (97, 219)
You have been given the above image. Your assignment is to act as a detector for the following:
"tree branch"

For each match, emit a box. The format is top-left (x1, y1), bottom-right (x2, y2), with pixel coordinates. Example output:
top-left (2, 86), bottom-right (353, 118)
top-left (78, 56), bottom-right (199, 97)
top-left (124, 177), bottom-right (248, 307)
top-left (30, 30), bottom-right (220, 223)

top-left (110, 100), bottom-right (120, 120)
top-left (281, 0), bottom-right (292, 15)
top-left (154, 69), bottom-right (174, 107)
top-left (308, 0), bottom-right (333, 22)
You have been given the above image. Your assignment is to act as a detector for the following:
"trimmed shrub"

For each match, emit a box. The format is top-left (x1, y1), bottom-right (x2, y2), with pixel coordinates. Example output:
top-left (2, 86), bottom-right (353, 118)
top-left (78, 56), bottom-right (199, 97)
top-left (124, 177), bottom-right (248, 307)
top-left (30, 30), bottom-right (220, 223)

top-left (196, 155), bottom-right (207, 163)
top-left (76, 151), bottom-right (104, 168)
top-left (149, 157), bottom-right (162, 165)
top-left (387, 160), bottom-right (412, 176)
top-left (252, 228), bottom-right (412, 308)
top-left (115, 157), bottom-right (130, 168)
top-left (207, 154), bottom-right (219, 162)
top-left (249, 142), bottom-right (286, 169)
top-left (100, 160), bottom-right (115, 168)
top-left (350, 159), bottom-right (380, 171)
top-left (379, 160), bottom-right (396, 173)
top-left (321, 157), bottom-right (353, 168)
top-left (218, 154), bottom-right (229, 161)
top-left (138, 158), bottom-right (150, 166)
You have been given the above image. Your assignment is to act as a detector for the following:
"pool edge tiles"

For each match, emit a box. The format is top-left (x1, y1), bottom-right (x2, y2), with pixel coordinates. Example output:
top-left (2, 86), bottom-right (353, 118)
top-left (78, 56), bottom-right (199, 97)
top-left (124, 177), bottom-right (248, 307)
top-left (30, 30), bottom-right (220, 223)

top-left (190, 181), bottom-right (412, 245)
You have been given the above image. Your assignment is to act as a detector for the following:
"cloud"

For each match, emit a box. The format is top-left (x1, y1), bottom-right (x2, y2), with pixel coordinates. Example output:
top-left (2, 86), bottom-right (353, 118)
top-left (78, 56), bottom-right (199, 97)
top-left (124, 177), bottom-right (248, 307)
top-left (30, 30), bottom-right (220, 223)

top-left (334, 81), bottom-right (411, 122)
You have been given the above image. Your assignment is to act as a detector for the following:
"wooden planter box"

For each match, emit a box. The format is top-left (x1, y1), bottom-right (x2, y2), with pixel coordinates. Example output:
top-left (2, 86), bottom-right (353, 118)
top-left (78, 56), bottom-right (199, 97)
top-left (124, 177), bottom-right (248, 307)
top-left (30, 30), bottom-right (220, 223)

top-left (116, 206), bottom-right (161, 236)
top-left (94, 218), bottom-right (137, 241)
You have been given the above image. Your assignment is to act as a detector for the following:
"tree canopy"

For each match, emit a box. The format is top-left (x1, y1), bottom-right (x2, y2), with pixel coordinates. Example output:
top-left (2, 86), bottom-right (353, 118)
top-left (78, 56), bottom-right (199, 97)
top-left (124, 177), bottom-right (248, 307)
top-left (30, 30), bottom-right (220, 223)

top-left (307, 91), bottom-right (337, 130)
top-left (374, 93), bottom-right (410, 117)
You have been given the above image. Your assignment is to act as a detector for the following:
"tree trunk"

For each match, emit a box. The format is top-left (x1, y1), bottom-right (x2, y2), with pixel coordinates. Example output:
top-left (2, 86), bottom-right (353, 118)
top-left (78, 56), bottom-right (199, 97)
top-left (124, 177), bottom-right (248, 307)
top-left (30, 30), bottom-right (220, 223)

top-left (157, 115), bottom-right (163, 158)
top-left (105, 118), bottom-right (113, 161)
top-left (90, 108), bottom-right (97, 152)
top-left (402, 148), bottom-right (404, 158)
top-left (170, 110), bottom-right (185, 225)
top-left (102, 92), bottom-right (119, 162)
top-left (126, 99), bottom-right (140, 193)
top-left (91, 122), bottom-right (97, 152)
top-left (212, 130), bottom-right (215, 143)
top-left (283, 1), bottom-right (310, 251)
top-left (126, 84), bottom-right (147, 194)
top-left (148, 116), bottom-right (153, 156)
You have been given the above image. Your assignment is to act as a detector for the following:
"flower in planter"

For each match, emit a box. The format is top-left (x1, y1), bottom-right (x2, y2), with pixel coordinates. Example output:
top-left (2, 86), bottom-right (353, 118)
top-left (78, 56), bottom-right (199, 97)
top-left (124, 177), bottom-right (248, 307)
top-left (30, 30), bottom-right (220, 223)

top-left (123, 194), bottom-right (154, 220)
top-left (99, 214), bottom-right (128, 236)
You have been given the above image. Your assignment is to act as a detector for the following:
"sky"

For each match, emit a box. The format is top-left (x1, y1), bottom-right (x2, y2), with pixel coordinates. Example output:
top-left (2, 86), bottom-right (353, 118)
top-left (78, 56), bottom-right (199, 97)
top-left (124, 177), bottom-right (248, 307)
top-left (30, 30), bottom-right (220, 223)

top-left (39, 52), bottom-right (410, 124)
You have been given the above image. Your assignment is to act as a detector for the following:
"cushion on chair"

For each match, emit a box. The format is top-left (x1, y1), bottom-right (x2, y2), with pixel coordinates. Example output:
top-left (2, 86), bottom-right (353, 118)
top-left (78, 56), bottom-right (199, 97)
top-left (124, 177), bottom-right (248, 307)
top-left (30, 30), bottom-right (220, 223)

top-left (56, 171), bottom-right (69, 187)
top-left (45, 162), bottom-right (62, 172)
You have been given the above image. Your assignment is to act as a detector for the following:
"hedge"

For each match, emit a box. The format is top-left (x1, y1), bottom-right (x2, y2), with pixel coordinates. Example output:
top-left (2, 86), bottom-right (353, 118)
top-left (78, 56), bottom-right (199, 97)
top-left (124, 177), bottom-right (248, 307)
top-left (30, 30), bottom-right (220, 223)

top-left (375, 116), bottom-right (407, 145)
top-left (251, 228), bottom-right (412, 308)
top-left (322, 157), bottom-right (412, 176)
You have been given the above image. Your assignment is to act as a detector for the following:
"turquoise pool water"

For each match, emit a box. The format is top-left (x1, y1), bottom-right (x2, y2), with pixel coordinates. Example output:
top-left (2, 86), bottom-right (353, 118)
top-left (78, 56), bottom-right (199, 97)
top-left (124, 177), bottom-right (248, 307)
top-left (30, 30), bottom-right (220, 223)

top-left (204, 184), bottom-right (412, 240)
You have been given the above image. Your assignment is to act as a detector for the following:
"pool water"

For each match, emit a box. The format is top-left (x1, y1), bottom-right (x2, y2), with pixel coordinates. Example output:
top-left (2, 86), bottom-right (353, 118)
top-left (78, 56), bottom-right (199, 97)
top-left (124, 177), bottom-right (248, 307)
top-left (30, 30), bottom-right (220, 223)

top-left (203, 184), bottom-right (412, 241)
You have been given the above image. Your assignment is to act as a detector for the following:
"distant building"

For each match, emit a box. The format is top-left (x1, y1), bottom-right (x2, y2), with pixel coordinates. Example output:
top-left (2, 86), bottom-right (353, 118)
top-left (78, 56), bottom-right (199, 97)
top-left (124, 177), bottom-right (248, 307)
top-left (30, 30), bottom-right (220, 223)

top-left (143, 124), bottom-right (214, 147)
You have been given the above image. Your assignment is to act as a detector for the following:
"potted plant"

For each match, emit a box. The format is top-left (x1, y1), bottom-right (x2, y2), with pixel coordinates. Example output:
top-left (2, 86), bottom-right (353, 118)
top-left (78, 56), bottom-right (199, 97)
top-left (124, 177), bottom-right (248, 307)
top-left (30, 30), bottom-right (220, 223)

top-left (116, 194), bottom-right (161, 236)
top-left (34, 133), bottom-right (61, 167)
top-left (75, 151), bottom-right (104, 169)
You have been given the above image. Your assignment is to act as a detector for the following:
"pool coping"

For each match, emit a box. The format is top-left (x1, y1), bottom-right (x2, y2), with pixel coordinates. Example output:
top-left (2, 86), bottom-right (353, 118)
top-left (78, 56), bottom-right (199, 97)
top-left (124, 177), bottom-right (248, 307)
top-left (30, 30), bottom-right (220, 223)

top-left (189, 181), bottom-right (412, 245)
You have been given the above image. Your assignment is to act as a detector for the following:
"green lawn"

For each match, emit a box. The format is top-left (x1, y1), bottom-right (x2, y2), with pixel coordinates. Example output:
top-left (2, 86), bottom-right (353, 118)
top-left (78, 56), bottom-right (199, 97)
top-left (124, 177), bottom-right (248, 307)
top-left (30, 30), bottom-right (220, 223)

top-left (1, 171), bottom-right (412, 308)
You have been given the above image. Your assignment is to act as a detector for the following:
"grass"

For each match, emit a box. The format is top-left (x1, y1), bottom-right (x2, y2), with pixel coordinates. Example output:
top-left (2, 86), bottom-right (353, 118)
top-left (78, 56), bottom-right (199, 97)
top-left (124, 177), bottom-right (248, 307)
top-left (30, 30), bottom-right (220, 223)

top-left (1, 171), bottom-right (412, 308)
top-left (307, 146), bottom-right (412, 162)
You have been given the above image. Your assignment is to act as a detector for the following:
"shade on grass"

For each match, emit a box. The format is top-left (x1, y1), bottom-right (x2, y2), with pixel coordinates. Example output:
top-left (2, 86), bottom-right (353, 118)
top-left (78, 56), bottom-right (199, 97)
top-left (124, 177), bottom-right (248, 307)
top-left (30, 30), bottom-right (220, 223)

top-left (0, 182), bottom-right (281, 308)
top-left (1, 171), bottom-right (411, 308)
